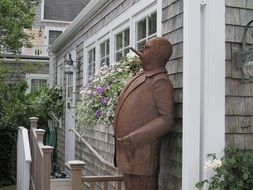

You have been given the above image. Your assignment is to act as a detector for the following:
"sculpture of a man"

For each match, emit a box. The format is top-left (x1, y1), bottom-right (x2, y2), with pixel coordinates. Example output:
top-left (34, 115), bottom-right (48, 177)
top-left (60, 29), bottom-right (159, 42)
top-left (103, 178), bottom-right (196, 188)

top-left (114, 37), bottom-right (174, 190)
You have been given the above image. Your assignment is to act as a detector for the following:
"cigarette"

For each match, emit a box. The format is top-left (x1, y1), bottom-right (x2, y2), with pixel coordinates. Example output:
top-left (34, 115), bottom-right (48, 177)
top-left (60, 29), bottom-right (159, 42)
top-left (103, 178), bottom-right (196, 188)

top-left (129, 47), bottom-right (142, 58)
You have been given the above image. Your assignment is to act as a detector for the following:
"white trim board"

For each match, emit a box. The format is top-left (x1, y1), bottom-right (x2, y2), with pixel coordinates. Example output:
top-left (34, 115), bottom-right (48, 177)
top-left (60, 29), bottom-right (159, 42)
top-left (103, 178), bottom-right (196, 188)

top-left (51, 0), bottom-right (158, 52)
top-left (82, 0), bottom-right (158, 85)
top-left (182, 0), bottom-right (225, 189)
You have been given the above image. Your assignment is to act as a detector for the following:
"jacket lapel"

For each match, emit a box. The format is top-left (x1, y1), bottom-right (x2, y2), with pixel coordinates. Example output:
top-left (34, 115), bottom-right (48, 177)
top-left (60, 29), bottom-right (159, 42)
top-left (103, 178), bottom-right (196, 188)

top-left (114, 75), bottom-right (146, 124)
top-left (113, 67), bottom-right (167, 127)
top-left (119, 75), bottom-right (146, 106)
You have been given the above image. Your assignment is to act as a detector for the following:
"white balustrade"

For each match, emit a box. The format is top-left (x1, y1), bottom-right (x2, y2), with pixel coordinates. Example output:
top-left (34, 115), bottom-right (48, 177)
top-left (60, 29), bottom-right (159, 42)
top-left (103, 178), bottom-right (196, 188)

top-left (17, 127), bottom-right (32, 190)
top-left (21, 45), bottom-right (49, 56)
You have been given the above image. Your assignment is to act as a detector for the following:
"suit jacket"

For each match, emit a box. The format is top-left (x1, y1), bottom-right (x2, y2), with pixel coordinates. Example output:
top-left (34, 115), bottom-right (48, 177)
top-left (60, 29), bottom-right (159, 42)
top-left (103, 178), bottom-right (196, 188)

top-left (113, 67), bottom-right (174, 175)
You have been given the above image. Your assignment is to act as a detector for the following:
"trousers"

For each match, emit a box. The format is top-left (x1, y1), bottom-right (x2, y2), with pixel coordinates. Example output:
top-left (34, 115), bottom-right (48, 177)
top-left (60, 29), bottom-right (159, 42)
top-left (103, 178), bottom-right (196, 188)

top-left (123, 174), bottom-right (158, 190)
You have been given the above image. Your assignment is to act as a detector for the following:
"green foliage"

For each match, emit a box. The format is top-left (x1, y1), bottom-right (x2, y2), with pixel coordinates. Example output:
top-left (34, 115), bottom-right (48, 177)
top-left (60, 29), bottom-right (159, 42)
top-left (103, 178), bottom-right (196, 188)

top-left (196, 147), bottom-right (253, 190)
top-left (0, 82), bottom-right (63, 186)
top-left (0, 61), bottom-right (44, 86)
top-left (0, 81), bottom-right (64, 129)
top-left (0, 127), bottom-right (17, 187)
top-left (0, 0), bottom-right (40, 54)
top-left (0, 81), bottom-right (29, 128)
top-left (27, 85), bottom-right (64, 129)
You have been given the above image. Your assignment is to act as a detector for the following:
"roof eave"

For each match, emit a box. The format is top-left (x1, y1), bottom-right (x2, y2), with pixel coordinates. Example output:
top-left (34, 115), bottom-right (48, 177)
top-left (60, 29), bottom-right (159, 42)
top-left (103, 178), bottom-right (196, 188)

top-left (50, 0), bottom-right (109, 53)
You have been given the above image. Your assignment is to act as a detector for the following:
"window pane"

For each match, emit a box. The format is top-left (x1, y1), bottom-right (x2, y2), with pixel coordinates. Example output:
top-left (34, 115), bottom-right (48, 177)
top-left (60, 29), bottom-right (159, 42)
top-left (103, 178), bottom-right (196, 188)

top-left (31, 79), bottom-right (47, 92)
top-left (148, 13), bottom-right (157, 36)
top-left (101, 58), bottom-right (105, 65)
top-left (116, 33), bottom-right (123, 50)
top-left (88, 51), bottom-right (92, 63)
top-left (88, 48), bottom-right (95, 78)
top-left (106, 40), bottom-right (110, 55)
top-left (124, 29), bottom-right (130, 47)
top-left (106, 57), bottom-right (110, 65)
top-left (49, 30), bottom-right (62, 45)
top-left (124, 48), bottom-right (129, 55)
top-left (116, 52), bottom-right (122, 62)
top-left (100, 43), bottom-right (105, 58)
top-left (100, 39), bottom-right (110, 66)
top-left (137, 18), bottom-right (146, 40)
top-left (137, 40), bottom-right (146, 51)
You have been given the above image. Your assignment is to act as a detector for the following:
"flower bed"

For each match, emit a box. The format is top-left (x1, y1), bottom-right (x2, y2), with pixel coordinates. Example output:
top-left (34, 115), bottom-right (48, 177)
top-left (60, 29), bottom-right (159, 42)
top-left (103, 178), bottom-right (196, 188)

top-left (76, 52), bottom-right (141, 134)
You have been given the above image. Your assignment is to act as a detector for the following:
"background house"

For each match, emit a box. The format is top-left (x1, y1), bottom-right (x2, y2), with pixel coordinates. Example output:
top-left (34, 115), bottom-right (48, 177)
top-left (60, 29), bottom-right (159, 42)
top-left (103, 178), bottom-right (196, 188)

top-left (50, 0), bottom-right (253, 189)
top-left (0, 0), bottom-right (87, 93)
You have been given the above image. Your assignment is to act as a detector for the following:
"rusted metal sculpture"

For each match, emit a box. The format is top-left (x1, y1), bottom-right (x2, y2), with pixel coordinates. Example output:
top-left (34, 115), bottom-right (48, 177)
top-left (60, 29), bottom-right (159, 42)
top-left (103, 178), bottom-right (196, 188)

top-left (114, 37), bottom-right (174, 190)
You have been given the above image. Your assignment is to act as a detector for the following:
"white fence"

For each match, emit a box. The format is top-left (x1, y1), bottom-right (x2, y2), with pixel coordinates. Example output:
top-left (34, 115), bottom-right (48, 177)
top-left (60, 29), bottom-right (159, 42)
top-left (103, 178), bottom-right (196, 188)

top-left (17, 127), bottom-right (32, 190)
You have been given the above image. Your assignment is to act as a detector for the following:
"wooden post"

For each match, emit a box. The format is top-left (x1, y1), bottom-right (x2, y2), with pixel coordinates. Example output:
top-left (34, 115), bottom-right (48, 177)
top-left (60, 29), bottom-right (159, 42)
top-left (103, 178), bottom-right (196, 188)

top-left (29, 117), bottom-right (39, 129)
top-left (29, 117), bottom-right (38, 190)
top-left (35, 129), bottom-right (45, 142)
top-left (35, 129), bottom-right (45, 190)
top-left (42, 146), bottom-right (54, 190)
top-left (68, 160), bottom-right (86, 190)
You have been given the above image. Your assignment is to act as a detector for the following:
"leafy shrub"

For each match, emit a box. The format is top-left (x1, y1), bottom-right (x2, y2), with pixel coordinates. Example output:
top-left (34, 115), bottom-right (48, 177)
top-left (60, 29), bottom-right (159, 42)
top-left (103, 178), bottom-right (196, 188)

top-left (27, 85), bottom-right (64, 129)
top-left (196, 147), bottom-right (253, 190)
top-left (0, 81), bottom-right (29, 128)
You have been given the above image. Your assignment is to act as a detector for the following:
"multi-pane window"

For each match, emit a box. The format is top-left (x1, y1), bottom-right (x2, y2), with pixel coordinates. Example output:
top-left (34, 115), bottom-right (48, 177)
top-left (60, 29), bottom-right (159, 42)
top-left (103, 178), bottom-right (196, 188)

top-left (88, 48), bottom-right (96, 79)
top-left (136, 12), bottom-right (157, 50)
top-left (31, 79), bottom-right (47, 93)
top-left (100, 39), bottom-right (110, 66)
top-left (49, 30), bottom-right (62, 45)
top-left (115, 28), bottom-right (130, 61)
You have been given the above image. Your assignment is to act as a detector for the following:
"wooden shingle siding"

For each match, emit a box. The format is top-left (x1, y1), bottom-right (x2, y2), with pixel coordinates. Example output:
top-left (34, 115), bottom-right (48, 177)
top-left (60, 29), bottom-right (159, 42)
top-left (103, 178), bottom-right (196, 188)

top-left (53, 0), bottom-right (145, 180)
top-left (159, 0), bottom-right (183, 189)
top-left (225, 0), bottom-right (253, 150)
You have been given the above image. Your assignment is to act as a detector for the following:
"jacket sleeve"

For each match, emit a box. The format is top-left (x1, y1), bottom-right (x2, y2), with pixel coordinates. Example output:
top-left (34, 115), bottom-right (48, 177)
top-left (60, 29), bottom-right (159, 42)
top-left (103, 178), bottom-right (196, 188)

top-left (128, 78), bottom-right (174, 149)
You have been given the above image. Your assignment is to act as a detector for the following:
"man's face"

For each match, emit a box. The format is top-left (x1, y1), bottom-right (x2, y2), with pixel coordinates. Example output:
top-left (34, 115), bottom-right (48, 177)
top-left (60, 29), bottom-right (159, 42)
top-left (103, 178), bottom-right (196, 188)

top-left (140, 40), bottom-right (157, 66)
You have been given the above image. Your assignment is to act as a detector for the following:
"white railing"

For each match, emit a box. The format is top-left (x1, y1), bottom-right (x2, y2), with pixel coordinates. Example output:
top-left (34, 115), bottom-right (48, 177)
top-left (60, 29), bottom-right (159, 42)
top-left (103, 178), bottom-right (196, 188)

top-left (17, 127), bottom-right (32, 190)
top-left (70, 128), bottom-right (116, 169)
top-left (21, 44), bottom-right (49, 56)
top-left (29, 117), bottom-right (54, 190)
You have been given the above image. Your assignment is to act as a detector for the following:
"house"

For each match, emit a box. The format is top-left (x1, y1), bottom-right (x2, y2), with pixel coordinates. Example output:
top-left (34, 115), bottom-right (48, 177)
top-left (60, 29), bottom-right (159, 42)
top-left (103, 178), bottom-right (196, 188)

top-left (49, 0), bottom-right (253, 189)
top-left (0, 0), bottom-right (87, 93)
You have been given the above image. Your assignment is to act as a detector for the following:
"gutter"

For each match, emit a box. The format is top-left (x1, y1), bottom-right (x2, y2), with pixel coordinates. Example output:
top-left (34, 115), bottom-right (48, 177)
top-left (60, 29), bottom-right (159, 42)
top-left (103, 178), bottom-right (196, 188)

top-left (50, 0), bottom-right (109, 53)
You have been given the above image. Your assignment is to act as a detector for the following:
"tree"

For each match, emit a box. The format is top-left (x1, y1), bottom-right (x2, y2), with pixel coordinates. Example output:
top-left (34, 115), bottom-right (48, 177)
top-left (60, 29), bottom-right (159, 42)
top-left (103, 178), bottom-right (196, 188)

top-left (0, 0), bottom-right (40, 54)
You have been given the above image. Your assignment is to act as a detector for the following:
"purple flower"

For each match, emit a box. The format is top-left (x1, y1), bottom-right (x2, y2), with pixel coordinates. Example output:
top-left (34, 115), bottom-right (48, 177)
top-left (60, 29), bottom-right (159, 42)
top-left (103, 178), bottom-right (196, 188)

top-left (96, 86), bottom-right (106, 94)
top-left (95, 110), bottom-right (102, 118)
top-left (101, 97), bottom-right (109, 106)
top-left (87, 90), bottom-right (93, 96)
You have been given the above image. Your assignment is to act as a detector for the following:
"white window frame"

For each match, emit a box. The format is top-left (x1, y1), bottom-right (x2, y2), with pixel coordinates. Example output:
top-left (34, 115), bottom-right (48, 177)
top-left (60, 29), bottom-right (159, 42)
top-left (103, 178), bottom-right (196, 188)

top-left (25, 73), bottom-right (49, 93)
top-left (82, 0), bottom-right (158, 85)
top-left (98, 34), bottom-right (111, 67)
top-left (113, 26), bottom-right (130, 62)
top-left (132, 5), bottom-right (158, 50)
top-left (83, 43), bottom-right (96, 85)
top-left (57, 58), bottom-right (64, 86)
top-left (44, 26), bottom-right (65, 46)
top-left (111, 21), bottom-right (130, 62)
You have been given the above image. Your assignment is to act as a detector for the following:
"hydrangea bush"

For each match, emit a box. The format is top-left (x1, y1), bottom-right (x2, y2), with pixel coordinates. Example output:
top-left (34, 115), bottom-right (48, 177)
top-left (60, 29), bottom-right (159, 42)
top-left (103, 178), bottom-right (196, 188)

top-left (76, 52), bottom-right (141, 133)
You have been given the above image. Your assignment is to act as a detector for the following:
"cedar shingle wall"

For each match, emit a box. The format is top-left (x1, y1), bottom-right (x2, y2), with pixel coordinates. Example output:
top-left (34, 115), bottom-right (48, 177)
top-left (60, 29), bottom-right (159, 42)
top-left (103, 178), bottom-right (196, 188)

top-left (225, 0), bottom-right (253, 149)
top-left (159, 0), bottom-right (183, 189)
top-left (54, 0), bottom-right (138, 179)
